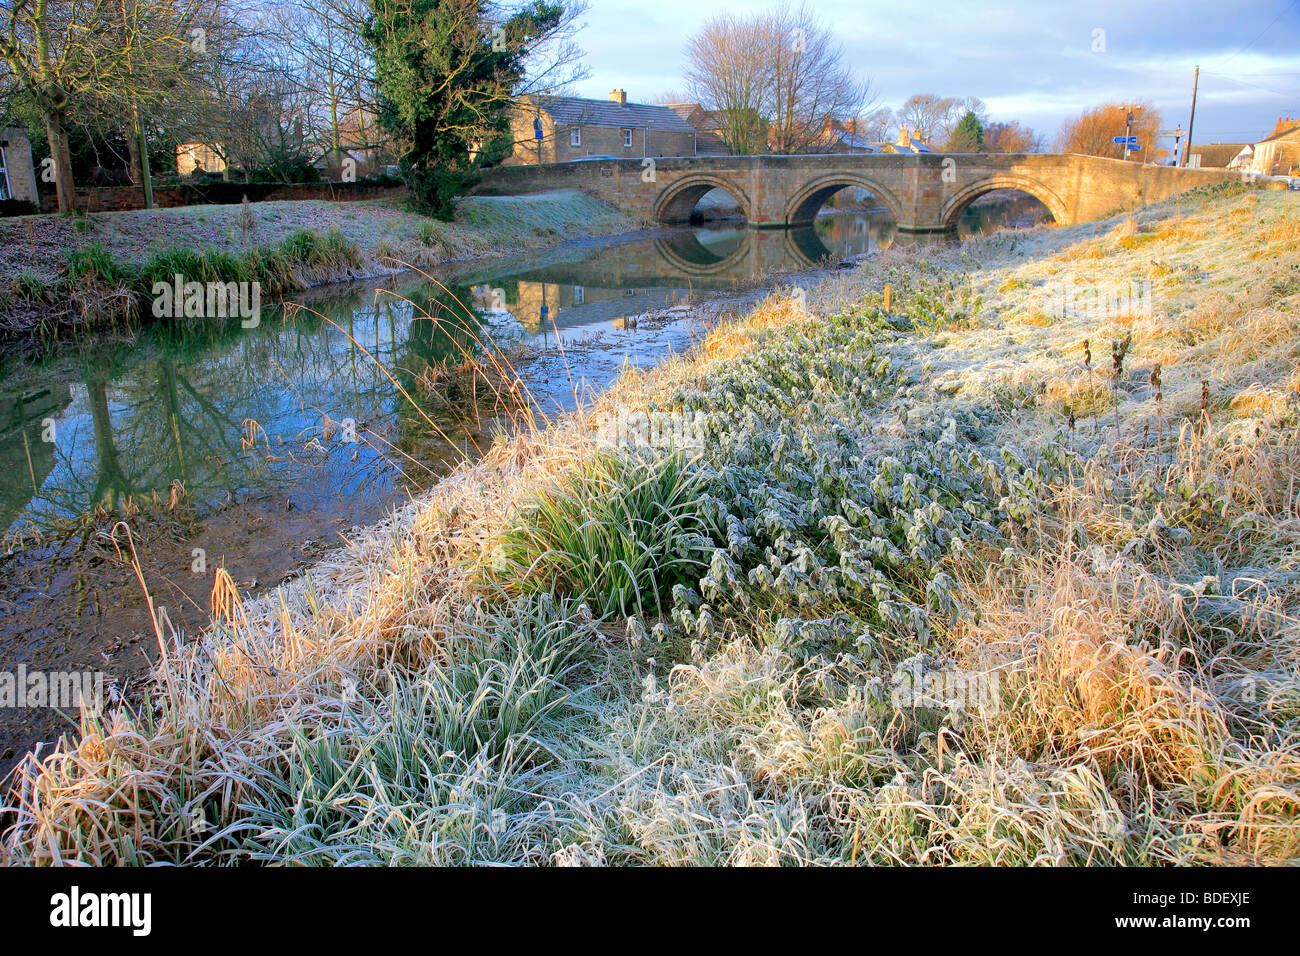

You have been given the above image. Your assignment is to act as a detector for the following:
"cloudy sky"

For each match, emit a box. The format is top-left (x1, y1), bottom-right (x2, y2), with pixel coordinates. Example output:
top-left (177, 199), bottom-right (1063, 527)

top-left (565, 0), bottom-right (1300, 148)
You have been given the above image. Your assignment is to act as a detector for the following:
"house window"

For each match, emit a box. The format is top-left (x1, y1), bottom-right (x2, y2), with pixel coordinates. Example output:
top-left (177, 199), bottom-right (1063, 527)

top-left (622, 128), bottom-right (633, 148)
top-left (573, 285), bottom-right (584, 305)
top-left (0, 146), bottom-right (10, 201)
top-left (570, 127), bottom-right (581, 147)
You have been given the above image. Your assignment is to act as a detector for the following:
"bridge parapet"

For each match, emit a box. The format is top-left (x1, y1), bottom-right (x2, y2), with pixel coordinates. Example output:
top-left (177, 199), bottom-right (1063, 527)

top-left (476, 153), bottom-right (1244, 232)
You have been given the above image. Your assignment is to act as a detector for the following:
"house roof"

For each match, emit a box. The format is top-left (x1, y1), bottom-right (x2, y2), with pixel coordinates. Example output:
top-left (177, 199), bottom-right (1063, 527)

top-left (665, 103), bottom-right (704, 125)
top-left (1258, 118), bottom-right (1300, 144)
top-left (1259, 141), bottom-right (1300, 172)
top-left (826, 128), bottom-right (875, 151)
top-left (1189, 143), bottom-right (1252, 168)
top-left (531, 95), bottom-right (697, 134)
top-left (665, 103), bottom-right (728, 132)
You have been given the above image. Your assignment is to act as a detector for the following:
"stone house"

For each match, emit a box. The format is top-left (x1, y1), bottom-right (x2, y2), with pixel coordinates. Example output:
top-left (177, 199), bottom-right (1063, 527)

top-left (177, 142), bottom-right (228, 177)
top-left (505, 90), bottom-right (697, 165)
top-left (664, 104), bottom-right (731, 155)
top-left (875, 126), bottom-right (932, 154)
top-left (812, 117), bottom-right (877, 154)
top-left (0, 126), bottom-right (39, 203)
top-left (1249, 117), bottom-right (1300, 177)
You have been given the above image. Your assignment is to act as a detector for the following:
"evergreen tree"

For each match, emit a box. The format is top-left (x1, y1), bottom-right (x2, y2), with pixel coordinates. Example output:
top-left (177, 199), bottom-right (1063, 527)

top-left (367, 0), bottom-right (563, 219)
top-left (948, 110), bottom-right (985, 153)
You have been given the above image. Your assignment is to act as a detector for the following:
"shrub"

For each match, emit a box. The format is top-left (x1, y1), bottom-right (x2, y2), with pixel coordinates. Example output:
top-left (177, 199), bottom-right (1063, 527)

top-left (0, 198), bottom-right (39, 217)
top-left (490, 451), bottom-right (719, 617)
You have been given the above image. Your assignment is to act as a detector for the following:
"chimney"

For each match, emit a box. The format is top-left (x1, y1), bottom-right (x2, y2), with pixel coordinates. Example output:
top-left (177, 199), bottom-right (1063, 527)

top-left (898, 125), bottom-right (911, 146)
top-left (823, 116), bottom-right (836, 137)
top-left (609, 89), bottom-right (627, 105)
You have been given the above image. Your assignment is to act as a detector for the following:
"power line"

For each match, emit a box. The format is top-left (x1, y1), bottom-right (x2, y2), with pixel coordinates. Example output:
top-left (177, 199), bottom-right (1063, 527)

top-left (1208, 0), bottom-right (1300, 73)
top-left (1205, 73), bottom-right (1299, 96)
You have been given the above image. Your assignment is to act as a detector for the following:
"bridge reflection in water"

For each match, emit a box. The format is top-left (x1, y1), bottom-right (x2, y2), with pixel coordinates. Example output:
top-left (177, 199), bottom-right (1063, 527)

top-left (462, 208), bottom-right (901, 338)
top-left (457, 193), bottom-right (1049, 348)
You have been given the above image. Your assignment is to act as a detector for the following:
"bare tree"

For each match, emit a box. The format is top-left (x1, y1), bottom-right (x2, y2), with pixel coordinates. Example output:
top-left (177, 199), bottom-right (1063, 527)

top-left (684, 10), bottom-right (770, 155)
top-left (0, 0), bottom-right (198, 210)
top-left (270, 0), bottom-right (377, 174)
top-left (895, 94), bottom-right (953, 144)
top-left (685, 3), bottom-right (872, 155)
top-left (766, 3), bottom-right (872, 153)
top-left (894, 94), bottom-right (987, 146)
top-left (851, 105), bottom-right (892, 142)
top-left (985, 119), bottom-right (1042, 153)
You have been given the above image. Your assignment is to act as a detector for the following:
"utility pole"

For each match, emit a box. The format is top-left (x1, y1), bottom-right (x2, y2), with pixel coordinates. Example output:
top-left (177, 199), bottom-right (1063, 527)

top-left (1183, 66), bottom-right (1200, 167)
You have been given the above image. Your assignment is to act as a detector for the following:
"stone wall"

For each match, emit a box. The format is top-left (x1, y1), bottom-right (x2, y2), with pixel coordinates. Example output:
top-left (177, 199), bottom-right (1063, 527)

top-left (36, 180), bottom-right (406, 214)
top-left (0, 127), bottom-right (39, 203)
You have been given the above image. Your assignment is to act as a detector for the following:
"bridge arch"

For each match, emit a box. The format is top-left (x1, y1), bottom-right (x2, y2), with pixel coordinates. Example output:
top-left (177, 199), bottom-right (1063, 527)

top-left (940, 175), bottom-right (1068, 229)
top-left (654, 175), bottom-right (753, 224)
top-left (784, 174), bottom-right (906, 227)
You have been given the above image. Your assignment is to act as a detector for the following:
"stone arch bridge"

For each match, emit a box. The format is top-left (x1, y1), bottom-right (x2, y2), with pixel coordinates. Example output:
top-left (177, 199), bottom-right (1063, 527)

top-left (476, 153), bottom-right (1239, 232)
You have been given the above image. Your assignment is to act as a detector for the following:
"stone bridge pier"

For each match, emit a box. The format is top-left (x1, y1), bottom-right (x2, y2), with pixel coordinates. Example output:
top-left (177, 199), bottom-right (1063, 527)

top-left (477, 153), bottom-right (1242, 232)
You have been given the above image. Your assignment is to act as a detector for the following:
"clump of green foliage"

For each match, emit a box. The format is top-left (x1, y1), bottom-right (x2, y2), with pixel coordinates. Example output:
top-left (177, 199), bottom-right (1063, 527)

top-left (491, 451), bottom-right (719, 617)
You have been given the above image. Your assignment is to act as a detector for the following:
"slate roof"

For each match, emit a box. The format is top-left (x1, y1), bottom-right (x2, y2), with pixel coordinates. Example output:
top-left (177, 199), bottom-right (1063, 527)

top-left (825, 128), bottom-right (875, 151)
top-left (534, 96), bottom-right (697, 134)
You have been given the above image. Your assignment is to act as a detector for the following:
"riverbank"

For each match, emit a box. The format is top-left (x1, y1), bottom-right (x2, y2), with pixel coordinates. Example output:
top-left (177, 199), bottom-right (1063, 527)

top-left (0, 189), bottom-right (643, 341)
top-left (4, 182), bottom-right (1298, 865)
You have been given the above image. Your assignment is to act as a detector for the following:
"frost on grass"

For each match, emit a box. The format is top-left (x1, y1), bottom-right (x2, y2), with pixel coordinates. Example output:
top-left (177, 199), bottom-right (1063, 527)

top-left (4, 185), bottom-right (1299, 865)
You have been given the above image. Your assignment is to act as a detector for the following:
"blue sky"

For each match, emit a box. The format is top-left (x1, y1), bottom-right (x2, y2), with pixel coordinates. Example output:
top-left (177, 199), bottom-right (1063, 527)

top-left (565, 0), bottom-right (1300, 147)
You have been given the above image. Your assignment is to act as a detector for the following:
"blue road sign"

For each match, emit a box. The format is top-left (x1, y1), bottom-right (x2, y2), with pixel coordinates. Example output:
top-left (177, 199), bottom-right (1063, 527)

top-left (1127, 144), bottom-right (1142, 151)
top-left (1112, 136), bottom-right (1140, 145)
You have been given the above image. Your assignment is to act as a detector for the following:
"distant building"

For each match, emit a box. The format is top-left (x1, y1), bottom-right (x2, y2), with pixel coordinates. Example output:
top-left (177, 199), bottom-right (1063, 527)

top-left (813, 117), bottom-right (876, 154)
top-left (1226, 145), bottom-right (1254, 172)
top-left (505, 90), bottom-right (697, 165)
top-left (664, 103), bottom-right (731, 155)
top-left (177, 143), bottom-right (227, 177)
top-left (0, 126), bottom-right (38, 203)
top-left (1249, 117), bottom-right (1300, 177)
top-left (876, 126), bottom-right (932, 154)
top-left (1186, 143), bottom-right (1252, 170)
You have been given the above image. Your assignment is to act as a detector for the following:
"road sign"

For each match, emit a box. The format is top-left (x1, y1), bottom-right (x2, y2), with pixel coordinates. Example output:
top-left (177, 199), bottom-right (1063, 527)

top-left (1112, 136), bottom-right (1129, 144)
top-left (1158, 128), bottom-right (1181, 137)
top-left (1127, 144), bottom-right (1142, 151)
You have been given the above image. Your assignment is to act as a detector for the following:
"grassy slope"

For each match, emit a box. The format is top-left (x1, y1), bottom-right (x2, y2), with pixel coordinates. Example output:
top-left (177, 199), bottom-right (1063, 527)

top-left (0, 189), bottom-right (642, 286)
top-left (4, 185), bottom-right (1298, 866)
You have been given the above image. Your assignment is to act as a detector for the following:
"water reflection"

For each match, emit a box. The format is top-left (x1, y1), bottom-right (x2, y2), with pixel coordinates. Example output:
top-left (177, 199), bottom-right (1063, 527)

top-left (0, 200), bottom-right (1034, 534)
